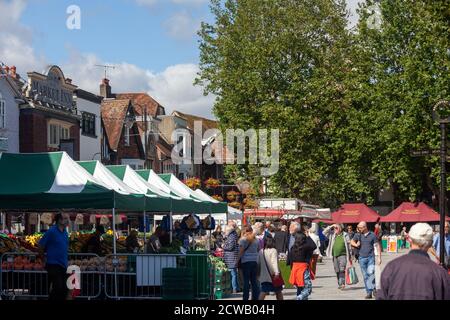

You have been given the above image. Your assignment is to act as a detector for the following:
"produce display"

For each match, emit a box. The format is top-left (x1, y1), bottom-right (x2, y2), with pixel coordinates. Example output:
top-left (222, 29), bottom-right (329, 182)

top-left (209, 255), bottom-right (228, 272)
top-left (159, 239), bottom-right (182, 254)
top-left (0, 234), bottom-right (37, 254)
top-left (100, 234), bottom-right (128, 255)
top-left (1, 255), bottom-right (44, 271)
top-left (67, 256), bottom-right (129, 272)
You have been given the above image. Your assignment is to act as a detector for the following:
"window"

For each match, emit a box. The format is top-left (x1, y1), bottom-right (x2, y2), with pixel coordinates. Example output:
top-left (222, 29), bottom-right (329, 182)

top-left (81, 112), bottom-right (96, 136)
top-left (124, 126), bottom-right (130, 146)
top-left (0, 94), bottom-right (5, 129)
top-left (48, 121), bottom-right (71, 147)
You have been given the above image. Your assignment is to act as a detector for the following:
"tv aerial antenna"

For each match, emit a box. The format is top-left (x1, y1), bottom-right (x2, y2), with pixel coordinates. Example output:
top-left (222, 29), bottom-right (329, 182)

top-left (95, 64), bottom-right (116, 79)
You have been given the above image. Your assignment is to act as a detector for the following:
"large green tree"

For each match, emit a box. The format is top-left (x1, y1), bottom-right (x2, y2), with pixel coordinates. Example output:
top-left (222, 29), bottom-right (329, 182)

top-left (352, 0), bottom-right (450, 204)
top-left (196, 0), bottom-right (450, 208)
top-left (197, 0), bottom-right (360, 207)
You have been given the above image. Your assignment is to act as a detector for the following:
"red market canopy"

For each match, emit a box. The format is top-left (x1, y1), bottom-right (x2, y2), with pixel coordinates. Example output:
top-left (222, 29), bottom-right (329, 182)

top-left (380, 202), bottom-right (450, 223)
top-left (331, 203), bottom-right (380, 224)
top-left (244, 208), bottom-right (287, 218)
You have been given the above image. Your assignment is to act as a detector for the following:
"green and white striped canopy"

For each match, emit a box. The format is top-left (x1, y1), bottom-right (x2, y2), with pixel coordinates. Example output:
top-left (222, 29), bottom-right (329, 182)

top-left (0, 152), bottom-right (118, 210)
top-left (193, 189), bottom-right (228, 214)
top-left (157, 173), bottom-right (217, 213)
top-left (77, 160), bottom-right (149, 212)
top-left (106, 165), bottom-right (198, 213)
top-left (136, 169), bottom-right (211, 213)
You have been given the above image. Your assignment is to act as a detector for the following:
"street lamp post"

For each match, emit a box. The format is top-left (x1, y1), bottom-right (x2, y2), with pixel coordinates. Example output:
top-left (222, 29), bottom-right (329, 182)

top-left (433, 100), bottom-right (450, 268)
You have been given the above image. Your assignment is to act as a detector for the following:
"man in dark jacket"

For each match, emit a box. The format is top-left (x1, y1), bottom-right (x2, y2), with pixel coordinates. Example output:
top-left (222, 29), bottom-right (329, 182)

top-left (378, 223), bottom-right (450, 300)
top-left (274, 225), bottom-right (288, 255)
top-left (223, 225), bottom-right (240, 293)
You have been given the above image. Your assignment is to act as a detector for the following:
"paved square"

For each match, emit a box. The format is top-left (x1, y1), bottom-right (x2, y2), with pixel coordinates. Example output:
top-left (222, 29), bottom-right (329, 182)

top-left (222, 250), bottom-right (408, 300)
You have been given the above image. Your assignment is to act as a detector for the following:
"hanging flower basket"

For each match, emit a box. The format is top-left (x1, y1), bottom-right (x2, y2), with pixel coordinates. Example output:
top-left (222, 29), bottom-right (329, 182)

top-left (212, 195), bottom-right (224, 202)
top-left (204, 178), bottom-right (220, 189)
top-left (184, 177), bottom-right (201, 190)
top-left (226, 190), bottom-right (240, 201)
top-left (244, 199), bottom-right (257, 209)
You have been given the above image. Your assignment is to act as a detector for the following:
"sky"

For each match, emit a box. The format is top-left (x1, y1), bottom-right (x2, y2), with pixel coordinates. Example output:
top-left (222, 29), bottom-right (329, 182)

top-left (0, 0), bottom-right (364, 119)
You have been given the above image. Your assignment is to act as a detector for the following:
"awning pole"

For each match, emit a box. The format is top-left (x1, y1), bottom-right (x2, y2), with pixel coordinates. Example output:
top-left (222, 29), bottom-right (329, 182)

top-left (112, 195), bottom-right (118, 300)
top-left (170, 200), bottom-right (173, 244)
top-left (143, 210), bottom-right (147, 252)
top-left (112, 208), bottom-right (117, 255)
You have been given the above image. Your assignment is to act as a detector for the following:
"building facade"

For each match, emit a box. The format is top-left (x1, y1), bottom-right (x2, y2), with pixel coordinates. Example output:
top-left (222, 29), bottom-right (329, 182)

top-left (0, 65), bottom-right (22, 154)
top-left (19, 65), bottom-right (81, 160)
top-left (158, 114), bottom-right (193, 180)
top-left (74, 89), bottom-right (103, 161)
top-left (100, 80), bottom-right (146, 169)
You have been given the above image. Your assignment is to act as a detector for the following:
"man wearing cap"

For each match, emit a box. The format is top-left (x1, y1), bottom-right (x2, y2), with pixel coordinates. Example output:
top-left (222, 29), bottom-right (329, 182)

top-left (377, 223), bottom-right (450, 300)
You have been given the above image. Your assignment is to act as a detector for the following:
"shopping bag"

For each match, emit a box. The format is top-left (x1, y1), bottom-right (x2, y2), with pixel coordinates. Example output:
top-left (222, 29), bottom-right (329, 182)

top-left (345, 264), bottom-right (359, 285)
top-left (271, 274), bottom-right (285, 287)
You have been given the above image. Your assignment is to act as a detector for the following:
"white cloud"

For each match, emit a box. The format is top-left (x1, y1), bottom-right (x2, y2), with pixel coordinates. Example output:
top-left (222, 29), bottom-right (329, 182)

top-left (163, 11), bottom-right (201, 40)
top-left (134, 0), bottom-right (158, 7)
top-left (0, 0), bottom-right (46, 72)
top-left (60, 50), bottom-right (215, 119)
top-left (0, 0), bottom-right (215, 119)
top-left (147, 64), bottom-right (215, 119)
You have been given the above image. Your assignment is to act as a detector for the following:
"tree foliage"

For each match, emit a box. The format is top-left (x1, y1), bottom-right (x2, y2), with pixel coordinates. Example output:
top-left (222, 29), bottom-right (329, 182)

top-left (196, 0), bottom-right (450, 207)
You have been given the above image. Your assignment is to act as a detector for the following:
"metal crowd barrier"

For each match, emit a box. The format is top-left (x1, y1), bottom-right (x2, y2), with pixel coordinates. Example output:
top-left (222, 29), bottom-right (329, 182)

top-left (104, 253), bottom-right (213, 300)
top-left (0, 252), bottom-right (102, 300)
top-left (1, 252), bottom-right (214, 300)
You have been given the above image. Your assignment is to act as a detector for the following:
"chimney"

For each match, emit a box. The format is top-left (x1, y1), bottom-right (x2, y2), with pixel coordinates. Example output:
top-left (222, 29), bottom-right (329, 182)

top-left (100, 78), bottom-right (112, 98)
top-left (66, 78), bottom-right (72, 84)
top-left (10, 66), bottom-right (17, 78)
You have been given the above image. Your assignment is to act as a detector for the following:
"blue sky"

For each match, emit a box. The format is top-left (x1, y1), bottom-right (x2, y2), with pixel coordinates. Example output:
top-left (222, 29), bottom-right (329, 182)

top-left (0, 0), bottom-right (363, 118)
top-left (20, 0), bottom-right (213, 72)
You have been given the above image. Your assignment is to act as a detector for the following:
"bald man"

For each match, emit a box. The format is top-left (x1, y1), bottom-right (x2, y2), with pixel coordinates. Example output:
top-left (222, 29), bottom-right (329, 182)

top-left (351, 221), bottom-right (382, 299)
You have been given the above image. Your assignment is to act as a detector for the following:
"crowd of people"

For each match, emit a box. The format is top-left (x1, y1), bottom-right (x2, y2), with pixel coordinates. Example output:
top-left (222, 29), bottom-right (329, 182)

top-left (214, 219), bottom-right (450, 301)
top-left (33, 213), bottom-right (449, 300)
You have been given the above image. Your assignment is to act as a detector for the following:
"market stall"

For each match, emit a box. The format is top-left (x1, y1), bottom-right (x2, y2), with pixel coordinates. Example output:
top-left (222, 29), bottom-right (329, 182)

top-left (329, 203), bottom-right (380, 224)
top-left (379, 202), bottom-right (450, 251)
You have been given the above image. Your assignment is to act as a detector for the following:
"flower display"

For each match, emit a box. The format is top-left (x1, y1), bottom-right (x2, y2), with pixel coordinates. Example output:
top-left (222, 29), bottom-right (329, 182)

top-left (204, 178), bottom-right (220, 189)
top-left (212, 195), bottom-right (224, 201)
top-left (184, 177), bottom-right (201, 190)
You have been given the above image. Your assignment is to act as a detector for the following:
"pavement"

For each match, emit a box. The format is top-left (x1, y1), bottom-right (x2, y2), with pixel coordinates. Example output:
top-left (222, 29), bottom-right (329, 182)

top-left (222, 249), bottom-right (408, 300)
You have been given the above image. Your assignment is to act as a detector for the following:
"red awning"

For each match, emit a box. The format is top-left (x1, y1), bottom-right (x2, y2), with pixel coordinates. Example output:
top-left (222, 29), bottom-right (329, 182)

top-left (244, 208), bottom-right (286, 217)
top-left (380, 202), bottom-right (450, 223)
top-left (331, 203), bottom-right (380, 224)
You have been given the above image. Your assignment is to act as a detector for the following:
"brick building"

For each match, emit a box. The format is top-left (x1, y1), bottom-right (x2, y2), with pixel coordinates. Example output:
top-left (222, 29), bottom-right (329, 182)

top-left (99, 78), bottom-right (177, 173)
top-left (19, 65), bottom-right (81, 159)
top-left (101, 97), bottom-right (145, 169)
